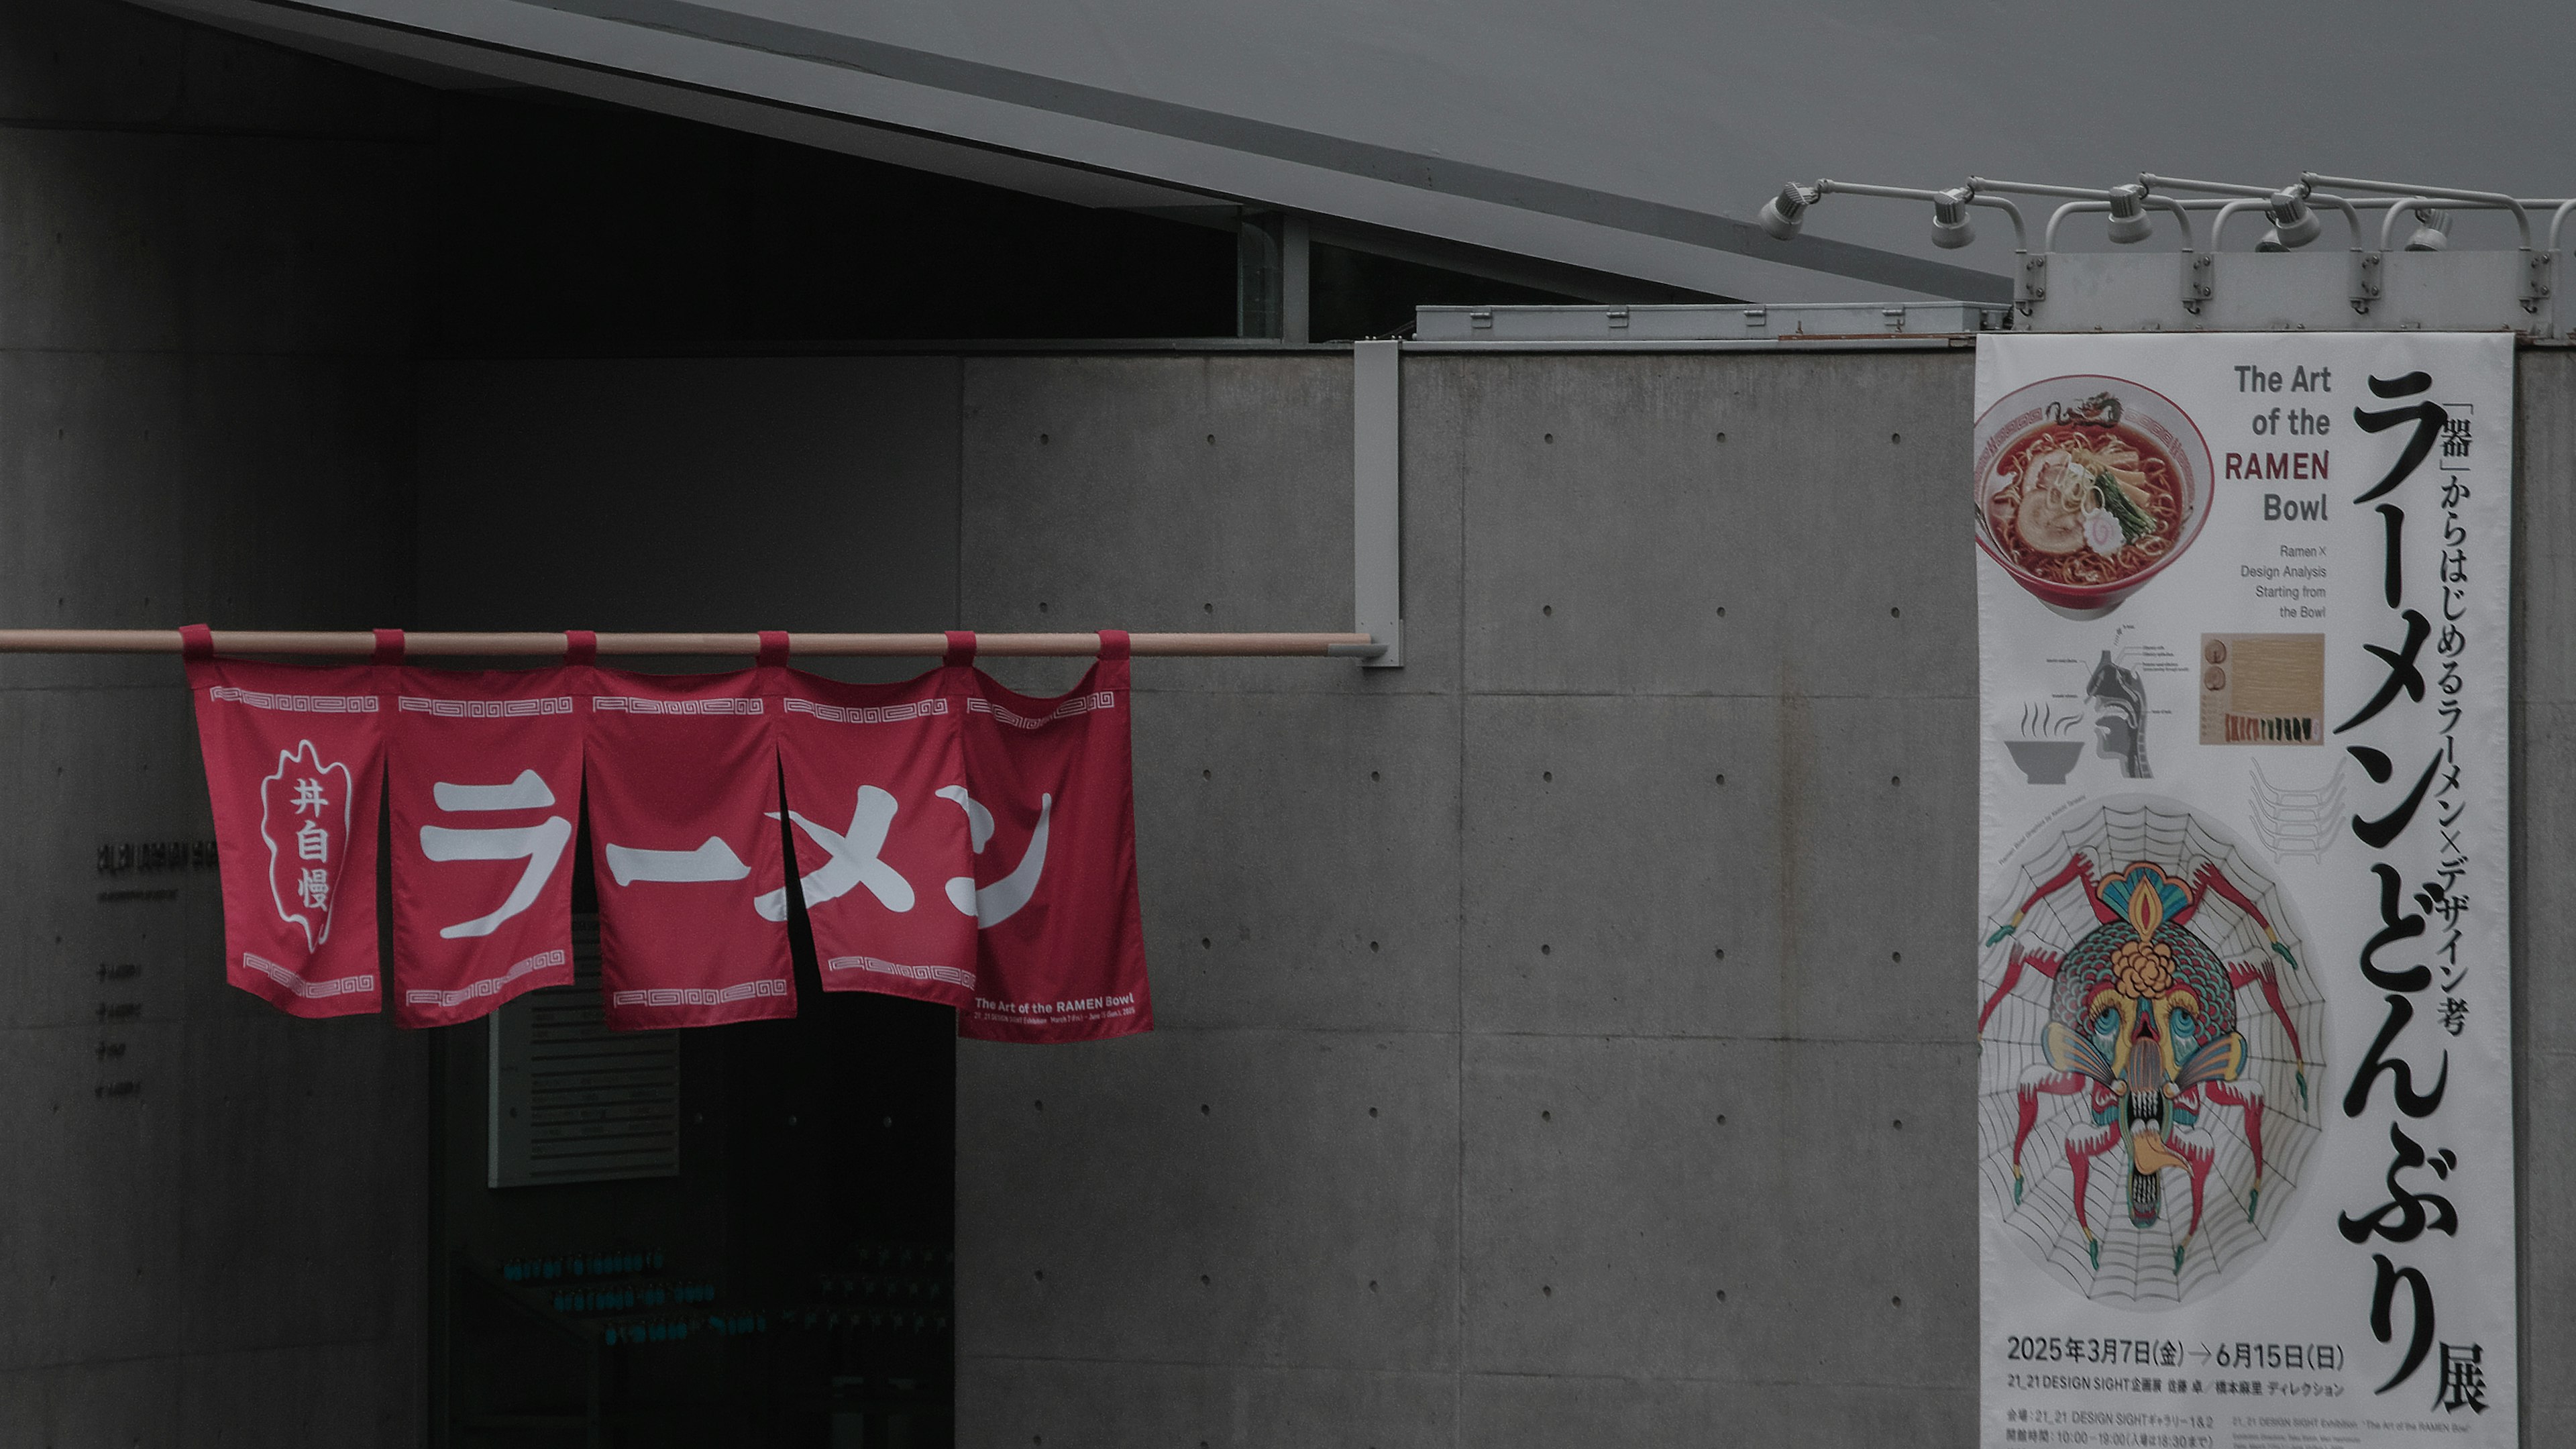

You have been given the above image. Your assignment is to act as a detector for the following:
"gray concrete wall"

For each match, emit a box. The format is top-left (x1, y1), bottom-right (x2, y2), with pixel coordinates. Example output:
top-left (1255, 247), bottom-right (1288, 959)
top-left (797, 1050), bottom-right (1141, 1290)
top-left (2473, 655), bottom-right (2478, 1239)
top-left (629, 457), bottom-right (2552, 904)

top-left (945, 350), bottom-right (1981, 1447)
top-left (0, 1), bottom-right (431, 1442)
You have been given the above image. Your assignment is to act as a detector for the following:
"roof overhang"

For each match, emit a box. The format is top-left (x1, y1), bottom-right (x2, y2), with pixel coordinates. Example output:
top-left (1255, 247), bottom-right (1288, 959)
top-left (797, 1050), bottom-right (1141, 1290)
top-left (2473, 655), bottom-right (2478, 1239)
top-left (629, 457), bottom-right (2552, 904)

top-left (133, 0), bottom-right (2008, 304)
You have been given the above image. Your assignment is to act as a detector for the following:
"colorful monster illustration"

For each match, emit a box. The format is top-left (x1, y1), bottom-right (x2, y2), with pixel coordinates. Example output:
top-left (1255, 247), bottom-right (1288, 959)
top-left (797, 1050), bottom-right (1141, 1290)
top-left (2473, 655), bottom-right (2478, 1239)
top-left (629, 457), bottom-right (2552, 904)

top-left (1980, 854), bottom-right (2310, 1275)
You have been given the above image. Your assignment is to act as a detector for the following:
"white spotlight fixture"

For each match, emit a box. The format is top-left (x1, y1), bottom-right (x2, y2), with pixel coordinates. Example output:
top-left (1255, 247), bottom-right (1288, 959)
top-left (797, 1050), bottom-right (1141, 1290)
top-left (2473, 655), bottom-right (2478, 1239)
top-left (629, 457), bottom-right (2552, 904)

top-left (1930, 188), bottom-right (1976, 249)
top-left (2263, 189), bottom-right (2322, 249)
top-left (2104, 183), bottom-right (2154, 244)
top-left (2404, 207), bottom-right (2453, 252)
top-left (1759, 184), bottom-right (1819, 241)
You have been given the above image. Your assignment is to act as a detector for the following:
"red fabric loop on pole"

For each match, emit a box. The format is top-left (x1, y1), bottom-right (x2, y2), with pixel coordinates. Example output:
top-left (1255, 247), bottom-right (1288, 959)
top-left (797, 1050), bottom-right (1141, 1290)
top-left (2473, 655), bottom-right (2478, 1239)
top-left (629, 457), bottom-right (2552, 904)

top-left (563, 629), bottom-right (598, 665)
top-left (944, 631), bottom-right (977, 665)
top-left (179, 624), bottom-right (215, 661)
top-left (757, 631), bottom-right (791, 667)
top-left (372, 629), bottom-right (405, 665)
top-left (1097, 629), bottom-right (1130, 661)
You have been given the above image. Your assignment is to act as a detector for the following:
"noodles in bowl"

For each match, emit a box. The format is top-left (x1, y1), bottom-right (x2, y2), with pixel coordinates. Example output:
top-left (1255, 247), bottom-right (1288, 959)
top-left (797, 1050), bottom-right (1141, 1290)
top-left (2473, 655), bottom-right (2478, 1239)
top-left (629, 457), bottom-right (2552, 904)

top-left (1974, 378), bottom-right (2211, 614)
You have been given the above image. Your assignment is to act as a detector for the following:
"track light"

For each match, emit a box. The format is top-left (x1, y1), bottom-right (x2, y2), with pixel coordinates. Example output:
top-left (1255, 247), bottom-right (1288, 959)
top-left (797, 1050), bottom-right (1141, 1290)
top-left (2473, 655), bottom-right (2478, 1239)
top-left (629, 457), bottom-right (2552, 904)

top-left (1758, 184), bottom-right (1818, 241)
top-left (1930, 188), bottom-right (1976, 249)
top-left (2263, 189), bottom-right (2322, 249)
top-left (2404, 207), bottom-right (2452, 252)
top-left (2104, 184), bottom-right (2153, 244)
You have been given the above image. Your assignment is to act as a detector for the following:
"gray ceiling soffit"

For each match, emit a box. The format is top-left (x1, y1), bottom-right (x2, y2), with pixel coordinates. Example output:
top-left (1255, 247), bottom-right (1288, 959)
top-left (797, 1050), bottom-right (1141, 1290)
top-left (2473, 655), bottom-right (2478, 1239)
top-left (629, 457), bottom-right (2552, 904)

top-left (519, 0), bottom-right (2004, 302)
top-left (170, 0), bottom-right (2005, 303)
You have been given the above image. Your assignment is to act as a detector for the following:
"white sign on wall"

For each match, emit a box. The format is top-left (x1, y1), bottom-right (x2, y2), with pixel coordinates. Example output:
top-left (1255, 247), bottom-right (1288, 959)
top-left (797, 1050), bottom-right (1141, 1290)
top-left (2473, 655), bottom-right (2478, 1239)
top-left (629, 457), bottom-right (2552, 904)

top-left (1974, 333), bottom-right (2514, 1448)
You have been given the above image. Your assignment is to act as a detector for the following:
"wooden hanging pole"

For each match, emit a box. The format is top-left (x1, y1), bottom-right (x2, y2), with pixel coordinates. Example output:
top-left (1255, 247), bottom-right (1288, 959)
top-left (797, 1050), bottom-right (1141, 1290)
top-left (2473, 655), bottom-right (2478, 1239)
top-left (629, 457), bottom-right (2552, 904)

top-left (0, 629), bottom-right (1388, 659)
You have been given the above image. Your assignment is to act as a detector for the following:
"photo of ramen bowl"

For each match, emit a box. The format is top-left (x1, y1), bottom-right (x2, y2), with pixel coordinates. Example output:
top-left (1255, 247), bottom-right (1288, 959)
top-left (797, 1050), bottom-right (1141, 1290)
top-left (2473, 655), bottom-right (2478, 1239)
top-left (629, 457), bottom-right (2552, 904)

top-left (1973, 375), bottom-right (2212, 616)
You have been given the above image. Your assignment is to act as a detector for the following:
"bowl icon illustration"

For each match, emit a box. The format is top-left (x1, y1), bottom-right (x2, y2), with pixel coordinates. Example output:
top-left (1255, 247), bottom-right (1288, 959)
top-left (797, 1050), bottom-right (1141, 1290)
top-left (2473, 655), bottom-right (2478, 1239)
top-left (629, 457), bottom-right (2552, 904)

top-left (2006, 739), bottom-right (2084, 785)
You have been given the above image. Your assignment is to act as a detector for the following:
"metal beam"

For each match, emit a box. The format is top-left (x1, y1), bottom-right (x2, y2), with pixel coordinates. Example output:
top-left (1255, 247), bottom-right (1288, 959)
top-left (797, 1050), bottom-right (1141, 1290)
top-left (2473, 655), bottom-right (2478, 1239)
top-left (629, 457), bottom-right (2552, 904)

top-left (1352, 341), bottom-right (1404, 668)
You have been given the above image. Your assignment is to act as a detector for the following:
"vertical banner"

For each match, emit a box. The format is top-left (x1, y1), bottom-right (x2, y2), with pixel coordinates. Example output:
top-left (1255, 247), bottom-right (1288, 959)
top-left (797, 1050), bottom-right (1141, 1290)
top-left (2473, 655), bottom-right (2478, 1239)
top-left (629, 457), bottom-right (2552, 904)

top-left (955, 634), bottom-right (1151, 1042)
top-left (387, 667), bottom-right (584, 1026)
top-left (582, 665), bottom-right (795, 1030)
top-left (183, 630), bottom-right (386, 1016)
top-left (769, 663), bottom-right (978, 1007)
top-left (1975, 336), bottom-right (2514, 1446)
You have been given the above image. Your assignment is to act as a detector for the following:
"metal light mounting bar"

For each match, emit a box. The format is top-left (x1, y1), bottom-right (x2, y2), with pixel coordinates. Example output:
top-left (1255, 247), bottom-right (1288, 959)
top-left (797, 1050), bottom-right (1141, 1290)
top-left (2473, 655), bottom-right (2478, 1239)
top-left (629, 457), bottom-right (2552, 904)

top-left (2302, 173), bottom-right (2546, 312)
top-left (1811, 180), bottom-right (2031, 250)
top-left (2141, 174), bottom-right (2361, 229)
top-left (1971, 177), bottom-right (2206, 311)
top-left (2042, 197), bottom-right (2232, 252)
top-left (0, 629), bottom-right (1389, 659)
top-left (2140, 174), bottom-right (2377, 311)
top-left (1761, 178), bottom-right (2035, 311)
top-left (2368, 198), bottom-right (2576, 251)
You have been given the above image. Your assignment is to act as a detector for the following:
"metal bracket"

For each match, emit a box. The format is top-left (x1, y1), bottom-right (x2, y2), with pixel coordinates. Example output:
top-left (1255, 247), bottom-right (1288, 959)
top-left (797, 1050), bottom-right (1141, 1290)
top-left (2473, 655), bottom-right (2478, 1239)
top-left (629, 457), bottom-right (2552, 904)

top-left (1352, 339), bottom-right (1404, 667)
top-left (2019, 252), bottom-right (2045, 311)
top-left (2183, 251), bottom-right (2212, 312)
top-left (2353, 250), bottom-right (2383, 314)
top-left (2524, 249), bottom-right (2552, 312)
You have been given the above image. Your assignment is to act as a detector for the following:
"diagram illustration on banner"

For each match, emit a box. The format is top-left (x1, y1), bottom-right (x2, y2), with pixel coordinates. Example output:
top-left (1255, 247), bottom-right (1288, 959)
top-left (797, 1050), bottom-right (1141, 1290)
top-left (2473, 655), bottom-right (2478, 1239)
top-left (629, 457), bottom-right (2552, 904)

top-left (1976, 336), bottom-right (2515, 1449)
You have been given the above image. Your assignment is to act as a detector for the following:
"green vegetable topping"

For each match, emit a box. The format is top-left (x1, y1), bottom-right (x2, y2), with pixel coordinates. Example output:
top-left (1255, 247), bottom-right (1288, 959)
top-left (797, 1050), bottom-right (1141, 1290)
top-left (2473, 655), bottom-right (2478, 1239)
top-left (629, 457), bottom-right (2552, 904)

top-left (2093, 471), bottom-right (2153, 544)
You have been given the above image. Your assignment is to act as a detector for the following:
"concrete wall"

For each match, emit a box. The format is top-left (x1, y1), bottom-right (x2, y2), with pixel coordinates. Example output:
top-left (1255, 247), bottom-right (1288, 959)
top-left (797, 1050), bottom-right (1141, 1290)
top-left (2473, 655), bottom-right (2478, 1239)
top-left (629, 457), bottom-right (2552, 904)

top-left (0, 1), bottom-right (431, 1442)
top-left (946, 350), bottom-right (1980, 1447)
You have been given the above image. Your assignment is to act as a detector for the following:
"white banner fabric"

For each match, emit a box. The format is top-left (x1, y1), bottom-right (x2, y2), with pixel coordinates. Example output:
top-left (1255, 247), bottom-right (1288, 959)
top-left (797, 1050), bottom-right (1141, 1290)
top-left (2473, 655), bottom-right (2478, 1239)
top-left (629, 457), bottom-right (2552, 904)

top-left (1975, 333), bottom-right (2514, 1449)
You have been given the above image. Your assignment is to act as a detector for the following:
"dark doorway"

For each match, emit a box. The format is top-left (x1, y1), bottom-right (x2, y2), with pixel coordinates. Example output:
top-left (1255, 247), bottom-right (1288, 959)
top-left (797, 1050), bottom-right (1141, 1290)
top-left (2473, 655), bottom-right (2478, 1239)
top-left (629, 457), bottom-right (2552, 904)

top-left (430, 834), bottom-right (955, 1447)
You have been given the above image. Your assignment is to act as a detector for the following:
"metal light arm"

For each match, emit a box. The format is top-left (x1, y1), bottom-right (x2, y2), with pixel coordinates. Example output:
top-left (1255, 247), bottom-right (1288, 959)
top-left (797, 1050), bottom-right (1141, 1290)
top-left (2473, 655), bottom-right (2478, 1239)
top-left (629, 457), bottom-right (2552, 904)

top-left (2209, 198), bottom-right (2271, 251)
top-left (1811, 180), bottom-right (2028, 251)
top-left (1972, 177), bottom-right (2196, 253)
top-left (2379, 198), bottom-right (2438, 254)
top-left (2303, 173), bottom-right (2530, 249)
top-left (2141, 174), bottom-right (2362, 252)
top-left (1804, 180), bottom-right (2033, 311)
top-left (2360, 197), bottom-right (2576, 250)
top-left (2043, 198), bottom-right (2237, 252)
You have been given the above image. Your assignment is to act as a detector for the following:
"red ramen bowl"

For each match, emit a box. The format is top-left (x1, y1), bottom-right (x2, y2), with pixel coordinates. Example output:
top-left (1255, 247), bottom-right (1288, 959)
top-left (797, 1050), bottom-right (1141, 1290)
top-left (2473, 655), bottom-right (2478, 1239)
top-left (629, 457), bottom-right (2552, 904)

top-left (1972, 374), bottom-right (2212, 616)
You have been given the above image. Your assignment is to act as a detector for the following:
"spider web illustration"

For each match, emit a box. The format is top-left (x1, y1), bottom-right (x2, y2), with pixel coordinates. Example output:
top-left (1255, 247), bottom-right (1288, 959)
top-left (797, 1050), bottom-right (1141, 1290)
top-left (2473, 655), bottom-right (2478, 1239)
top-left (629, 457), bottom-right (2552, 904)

top-left (1977, 794), bottom-right (2328, 1308)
